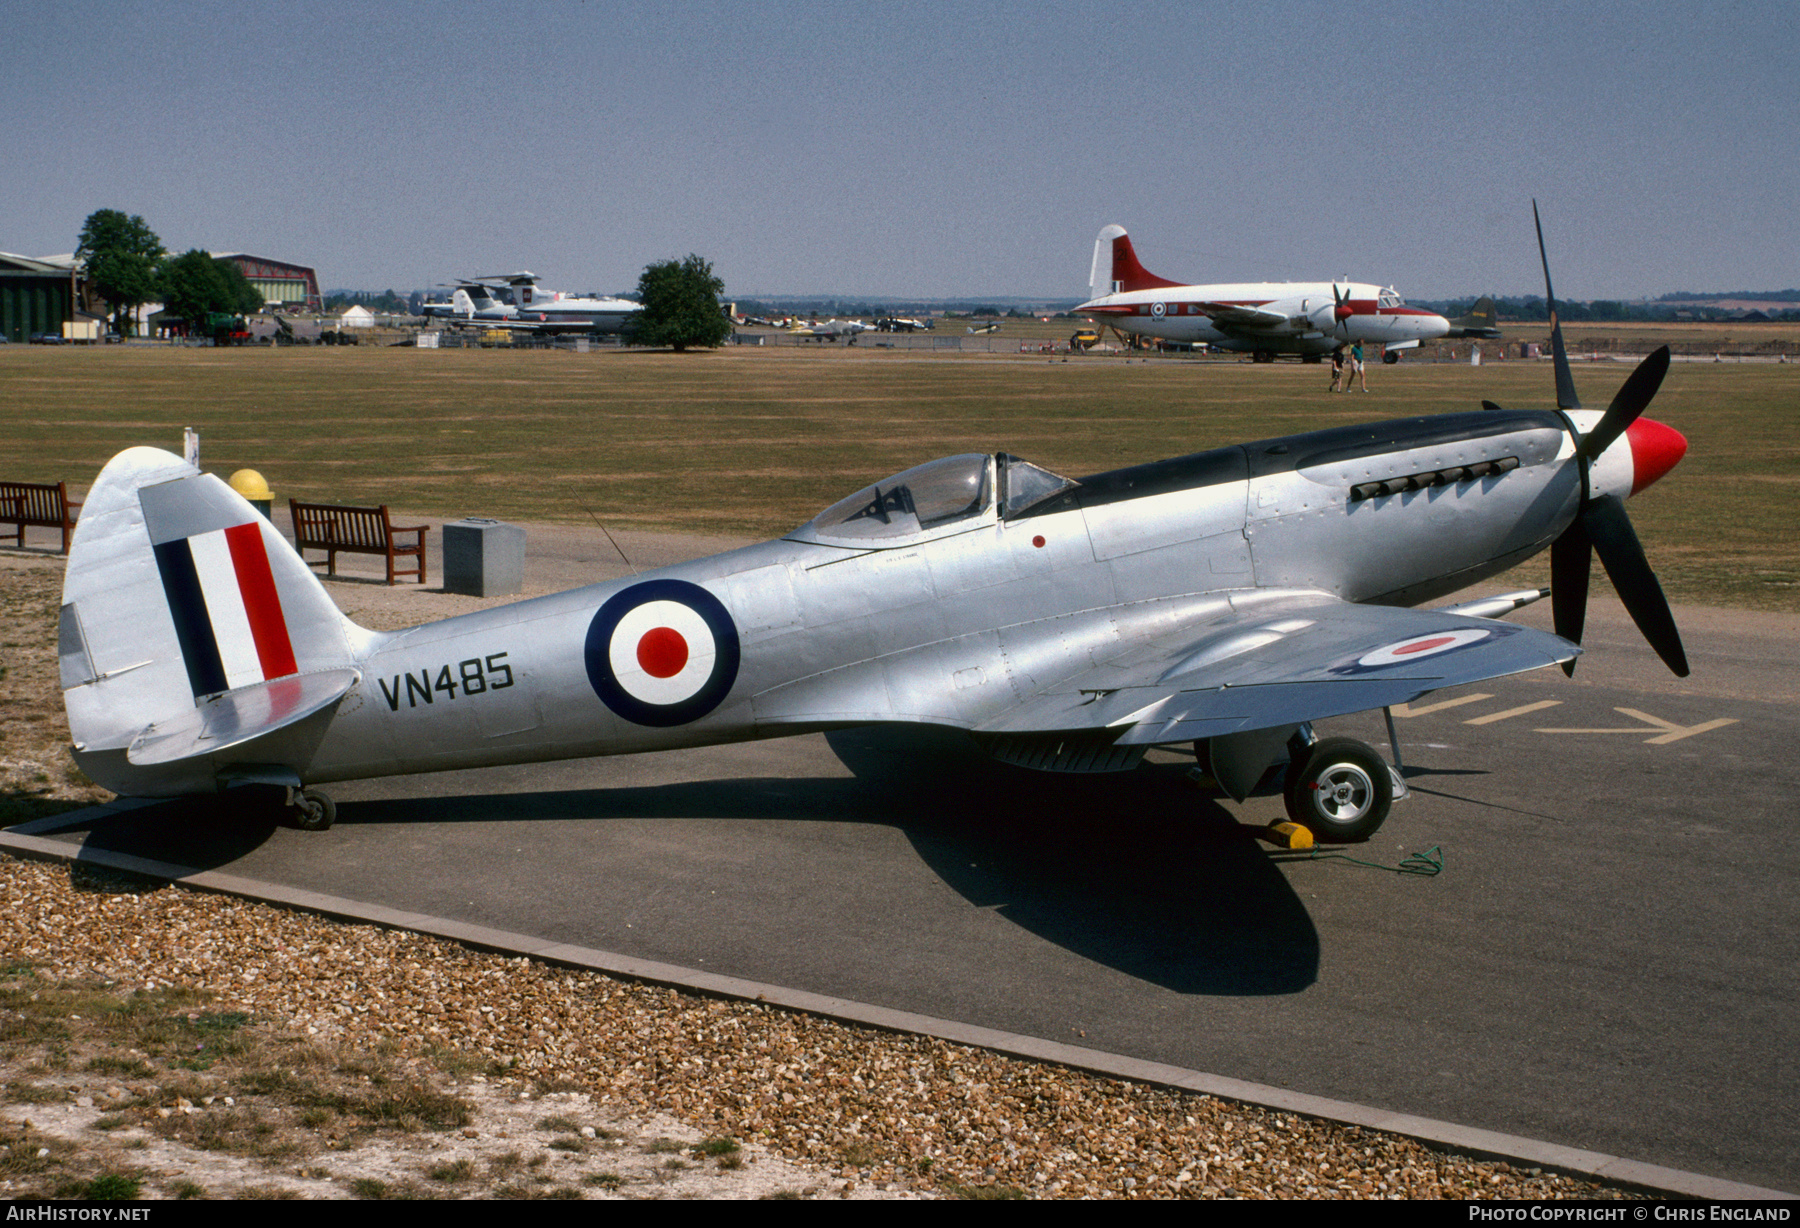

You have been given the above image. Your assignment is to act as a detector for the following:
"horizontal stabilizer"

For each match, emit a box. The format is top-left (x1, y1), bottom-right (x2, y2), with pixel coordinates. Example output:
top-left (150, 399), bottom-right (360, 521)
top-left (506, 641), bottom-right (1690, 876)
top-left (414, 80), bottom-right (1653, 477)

top-left (128, 667), bottom-right (360, 766)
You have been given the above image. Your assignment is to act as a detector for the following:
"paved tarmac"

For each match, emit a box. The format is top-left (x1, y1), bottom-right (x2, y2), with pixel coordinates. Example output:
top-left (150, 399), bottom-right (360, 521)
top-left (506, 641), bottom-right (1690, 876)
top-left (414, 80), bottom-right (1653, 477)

top-left (20, 518), bottom-right (1799, 1193)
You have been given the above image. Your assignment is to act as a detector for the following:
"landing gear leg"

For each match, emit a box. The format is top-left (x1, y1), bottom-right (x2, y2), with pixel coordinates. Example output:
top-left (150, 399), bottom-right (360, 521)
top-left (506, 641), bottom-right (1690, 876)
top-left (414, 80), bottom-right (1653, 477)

top-left (286, 787), bottom-right (337, 831)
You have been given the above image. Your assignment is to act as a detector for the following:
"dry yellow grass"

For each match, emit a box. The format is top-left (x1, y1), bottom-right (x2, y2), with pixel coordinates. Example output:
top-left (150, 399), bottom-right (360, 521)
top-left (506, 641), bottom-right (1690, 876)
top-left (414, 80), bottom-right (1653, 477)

top-left (1, 342), bottom-right (1794, 609)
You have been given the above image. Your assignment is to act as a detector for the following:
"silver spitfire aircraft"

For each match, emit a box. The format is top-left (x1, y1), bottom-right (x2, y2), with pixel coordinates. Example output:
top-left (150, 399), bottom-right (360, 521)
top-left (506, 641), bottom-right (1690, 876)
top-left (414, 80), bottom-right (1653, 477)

top-left (58, 224), bottom-right (1688, 844)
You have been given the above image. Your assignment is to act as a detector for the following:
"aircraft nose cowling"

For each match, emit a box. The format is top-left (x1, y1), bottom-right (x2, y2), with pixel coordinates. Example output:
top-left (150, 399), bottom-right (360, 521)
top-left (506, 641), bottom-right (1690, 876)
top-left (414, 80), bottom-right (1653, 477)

top-left (1625, 416), bottom-right (1687, 495)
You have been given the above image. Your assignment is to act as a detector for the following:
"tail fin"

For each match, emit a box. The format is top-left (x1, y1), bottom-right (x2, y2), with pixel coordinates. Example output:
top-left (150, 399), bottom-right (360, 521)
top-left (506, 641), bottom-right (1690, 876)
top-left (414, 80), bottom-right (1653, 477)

top-left (1447, 295), bottom-right (1502, 339)
top-left (61, 448), bottom-right (370, 794)
top-left (1088, 224), bottom-right (1184, 299)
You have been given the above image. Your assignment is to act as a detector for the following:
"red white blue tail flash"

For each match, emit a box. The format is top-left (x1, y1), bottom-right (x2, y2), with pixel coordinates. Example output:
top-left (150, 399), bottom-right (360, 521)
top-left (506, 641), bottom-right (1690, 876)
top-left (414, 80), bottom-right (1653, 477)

top-left (152, 521), bottom-right (299, 699)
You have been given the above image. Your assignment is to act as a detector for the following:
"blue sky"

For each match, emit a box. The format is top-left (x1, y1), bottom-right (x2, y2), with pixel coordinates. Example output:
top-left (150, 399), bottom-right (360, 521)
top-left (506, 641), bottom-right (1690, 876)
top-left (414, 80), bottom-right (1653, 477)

top-left (5, 0), bottom-right (1794, 301)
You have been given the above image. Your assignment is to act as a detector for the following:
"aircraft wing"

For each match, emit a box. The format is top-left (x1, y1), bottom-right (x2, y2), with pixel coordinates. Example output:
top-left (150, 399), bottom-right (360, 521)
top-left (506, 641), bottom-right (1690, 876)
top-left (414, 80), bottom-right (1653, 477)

top-left (446, 317), bottom-right (536, 331)
top-left (1191, 301), bottom-right (1291, 331)
top-left (975, 593), bottom-right (1576, 746)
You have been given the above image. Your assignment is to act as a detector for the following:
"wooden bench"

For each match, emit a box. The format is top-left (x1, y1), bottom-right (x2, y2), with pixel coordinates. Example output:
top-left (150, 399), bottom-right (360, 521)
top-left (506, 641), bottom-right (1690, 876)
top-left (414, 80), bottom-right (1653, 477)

top-left (0, 481), bottom-right (82, 554)
top-left (289, 500), bottom-right (428, 585)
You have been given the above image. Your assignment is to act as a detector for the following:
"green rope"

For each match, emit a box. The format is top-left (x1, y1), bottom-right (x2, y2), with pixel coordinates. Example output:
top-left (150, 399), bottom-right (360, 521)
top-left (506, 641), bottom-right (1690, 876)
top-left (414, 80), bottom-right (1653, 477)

top-left (1271, 844), bottom-right (1443, 876)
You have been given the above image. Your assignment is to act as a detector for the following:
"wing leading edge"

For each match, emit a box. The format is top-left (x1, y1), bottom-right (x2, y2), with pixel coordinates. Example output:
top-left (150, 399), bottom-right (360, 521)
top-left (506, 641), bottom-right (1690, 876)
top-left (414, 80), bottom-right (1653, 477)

top-left (976, 592), bottom-right (1577, 747)
top-left (1190, 301), bottom-right (1292, 331)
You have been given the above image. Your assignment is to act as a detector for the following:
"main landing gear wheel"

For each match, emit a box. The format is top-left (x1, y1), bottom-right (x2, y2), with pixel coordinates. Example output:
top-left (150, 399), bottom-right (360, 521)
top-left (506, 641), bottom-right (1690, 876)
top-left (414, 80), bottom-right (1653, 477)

top-left (1283, 738), bottom-right (1392, 843)
top-left (288, 788), bottom-right (337, 832)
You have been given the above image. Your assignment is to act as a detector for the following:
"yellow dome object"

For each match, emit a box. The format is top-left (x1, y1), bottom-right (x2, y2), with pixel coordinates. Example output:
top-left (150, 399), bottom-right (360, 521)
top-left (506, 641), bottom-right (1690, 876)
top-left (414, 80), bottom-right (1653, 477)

top-left (228, 469), bottom-right (273, 501)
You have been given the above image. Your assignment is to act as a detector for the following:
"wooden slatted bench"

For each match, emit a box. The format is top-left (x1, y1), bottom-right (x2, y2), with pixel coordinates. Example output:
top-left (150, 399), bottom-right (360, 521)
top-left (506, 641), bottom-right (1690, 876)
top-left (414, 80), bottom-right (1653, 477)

top-left (289, 499), bottom-right (428, 585)
top-left (0, 481), bottom-right (82, 554)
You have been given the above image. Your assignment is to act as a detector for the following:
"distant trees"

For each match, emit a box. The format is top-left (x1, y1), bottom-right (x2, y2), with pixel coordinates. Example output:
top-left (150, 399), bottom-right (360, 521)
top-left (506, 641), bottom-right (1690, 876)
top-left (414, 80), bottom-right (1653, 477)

top-left (157, 250), bottom-right (263, 327)
top-left (75, 211), bottom-right (269, 336)
top-left (324, 289), bottom-right (409, 314)
top-left (76, 210), bottom-right (164, 336)
top-left (630, 254), bottom-right (729, 351)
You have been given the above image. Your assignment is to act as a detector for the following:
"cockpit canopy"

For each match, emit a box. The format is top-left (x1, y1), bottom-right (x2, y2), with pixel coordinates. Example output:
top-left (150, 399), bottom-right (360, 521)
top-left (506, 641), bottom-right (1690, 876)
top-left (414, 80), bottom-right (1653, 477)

top-left (791, 453), bottom-right (1077, 545)
top-left (1377, 288), bottom-right (1404, 310)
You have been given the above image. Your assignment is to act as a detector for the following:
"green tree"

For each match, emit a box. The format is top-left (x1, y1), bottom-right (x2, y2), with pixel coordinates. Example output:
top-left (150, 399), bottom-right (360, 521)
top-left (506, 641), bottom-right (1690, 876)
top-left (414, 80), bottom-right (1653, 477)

top-left (214, 259), bottom-right (265, 315)
top-left (76, 209), bottom-right (165, 336)
top-left (158, 249), bottom-right (259, 331)
top-left (631, 254), bottom-right (729, 351)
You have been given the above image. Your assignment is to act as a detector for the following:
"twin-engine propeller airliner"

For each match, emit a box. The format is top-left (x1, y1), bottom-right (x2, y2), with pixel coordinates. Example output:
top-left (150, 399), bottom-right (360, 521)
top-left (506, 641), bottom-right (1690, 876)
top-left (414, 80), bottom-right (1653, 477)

top-left (59, 208), bottom-right (1687, 843)
top-left (1075, 224), bottom-right (1480, 362)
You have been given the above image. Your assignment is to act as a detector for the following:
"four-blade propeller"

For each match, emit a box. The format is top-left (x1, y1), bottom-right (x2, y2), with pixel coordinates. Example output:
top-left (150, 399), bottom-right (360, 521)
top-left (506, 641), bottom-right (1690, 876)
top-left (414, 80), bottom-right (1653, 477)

top-left (1532, 201), bottom-right (1689, 678)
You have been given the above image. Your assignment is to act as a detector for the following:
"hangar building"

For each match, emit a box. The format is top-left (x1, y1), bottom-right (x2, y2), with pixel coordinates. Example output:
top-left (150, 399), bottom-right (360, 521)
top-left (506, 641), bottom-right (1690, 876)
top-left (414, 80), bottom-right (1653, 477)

top-left (215, 254), bottom-right (321, 309)
top-left (0, 252), bottom-right (83, 343)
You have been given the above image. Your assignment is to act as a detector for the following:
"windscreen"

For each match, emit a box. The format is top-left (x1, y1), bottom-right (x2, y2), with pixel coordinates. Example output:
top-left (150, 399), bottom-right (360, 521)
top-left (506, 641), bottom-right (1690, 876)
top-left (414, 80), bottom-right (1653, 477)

top-left (999, 454), bottom-right (1077, 517)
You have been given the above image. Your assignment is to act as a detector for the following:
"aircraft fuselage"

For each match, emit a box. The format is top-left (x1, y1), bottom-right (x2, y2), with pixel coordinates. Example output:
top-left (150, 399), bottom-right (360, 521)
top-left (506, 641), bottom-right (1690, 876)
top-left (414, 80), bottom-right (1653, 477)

top-left (1079, 281), bottom-right (1451, 355)
top-left (87, 405), bottom-right (1638, 799)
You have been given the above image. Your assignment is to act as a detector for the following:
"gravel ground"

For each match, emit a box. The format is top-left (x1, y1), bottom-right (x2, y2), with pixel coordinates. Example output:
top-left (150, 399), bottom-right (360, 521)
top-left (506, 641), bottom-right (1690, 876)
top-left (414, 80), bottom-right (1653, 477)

top-left (1, 553), bottom-right (1648, 1199)
top-left (0, 856), bottom-right (1643, 1200)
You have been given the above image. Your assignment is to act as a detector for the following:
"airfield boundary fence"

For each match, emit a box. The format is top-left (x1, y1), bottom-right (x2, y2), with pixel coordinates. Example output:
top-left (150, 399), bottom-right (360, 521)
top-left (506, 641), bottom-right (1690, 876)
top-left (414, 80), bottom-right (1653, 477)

top-left (732, 331), bottom-right (1030, 353)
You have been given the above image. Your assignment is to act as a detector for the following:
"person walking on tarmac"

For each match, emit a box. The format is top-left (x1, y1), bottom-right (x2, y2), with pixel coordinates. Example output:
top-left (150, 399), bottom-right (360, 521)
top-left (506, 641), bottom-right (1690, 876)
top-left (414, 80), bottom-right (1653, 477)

top-left (1349, 340), bottom-right (1368, 391)
top-left (1329, 346), bottom-right (1346, 392)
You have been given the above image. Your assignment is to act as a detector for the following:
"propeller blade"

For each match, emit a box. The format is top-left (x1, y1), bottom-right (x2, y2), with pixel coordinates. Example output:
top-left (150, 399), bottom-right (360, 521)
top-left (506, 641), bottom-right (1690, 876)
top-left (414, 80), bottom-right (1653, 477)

top-left (1533, 200), bottom-right (1581, 412)
top-left (1550, 520), bottom-right (1593, 675)
top-left (1583, 495), bottom-right (1690, 677)
top-left (1580, 346), bottom-right (1671, 461)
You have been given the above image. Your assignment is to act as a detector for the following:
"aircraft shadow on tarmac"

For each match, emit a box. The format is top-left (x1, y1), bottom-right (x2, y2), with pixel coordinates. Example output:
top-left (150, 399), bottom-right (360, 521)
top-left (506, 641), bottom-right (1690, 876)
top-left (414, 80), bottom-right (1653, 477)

top-left (60, 798), bottom-right (283, 872)
top-left (825, 727), bottom-right (1320, 996)
top-left (60, 727), bottom-right (1321, 997)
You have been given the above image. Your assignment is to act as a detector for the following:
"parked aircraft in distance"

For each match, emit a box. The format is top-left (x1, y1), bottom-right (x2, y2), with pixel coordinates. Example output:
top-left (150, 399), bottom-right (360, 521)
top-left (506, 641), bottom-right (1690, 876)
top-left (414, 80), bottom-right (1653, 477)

top-left (1075, 225), bottom-right (1465, 362)
top-left (418, 281), bottom-right (504, 323)
top-left (59, 207), bottom-right (1685, 848)
top-left (787, 319), bottom-right (874, 342)
top-left (1444, 296), bottom-right (1503, 341)
top-left (422, 273), bottom-right (639, 335)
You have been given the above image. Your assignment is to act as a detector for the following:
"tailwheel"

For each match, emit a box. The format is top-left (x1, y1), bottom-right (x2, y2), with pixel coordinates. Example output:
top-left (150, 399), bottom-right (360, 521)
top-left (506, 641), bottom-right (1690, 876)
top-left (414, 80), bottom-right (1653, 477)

top-left (1283, 738), bottom-right (1391, 843)
top-left (288, 788), bottom-right (337, 832)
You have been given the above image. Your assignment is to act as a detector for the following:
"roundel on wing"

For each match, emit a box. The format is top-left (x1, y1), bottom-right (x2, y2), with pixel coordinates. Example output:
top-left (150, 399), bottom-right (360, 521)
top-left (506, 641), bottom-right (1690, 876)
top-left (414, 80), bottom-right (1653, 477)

top-left (584, 579), bottom-right (740, 726)
top-left (1328, 625), bottom-right (1517, 676)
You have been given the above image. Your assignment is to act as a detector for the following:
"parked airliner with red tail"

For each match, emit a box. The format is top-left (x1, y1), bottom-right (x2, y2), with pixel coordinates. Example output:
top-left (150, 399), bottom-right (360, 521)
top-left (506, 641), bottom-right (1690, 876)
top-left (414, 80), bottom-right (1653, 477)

top-left (59, 207), bottom-right (1684, 844)
top-left (1075, 224), bottom-right (1488, 361)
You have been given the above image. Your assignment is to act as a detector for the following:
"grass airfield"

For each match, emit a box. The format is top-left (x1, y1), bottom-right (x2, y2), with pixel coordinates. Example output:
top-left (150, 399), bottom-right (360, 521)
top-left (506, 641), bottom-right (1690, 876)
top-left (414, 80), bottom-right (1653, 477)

top-left (2, 340), bottom-right (1794, 611)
